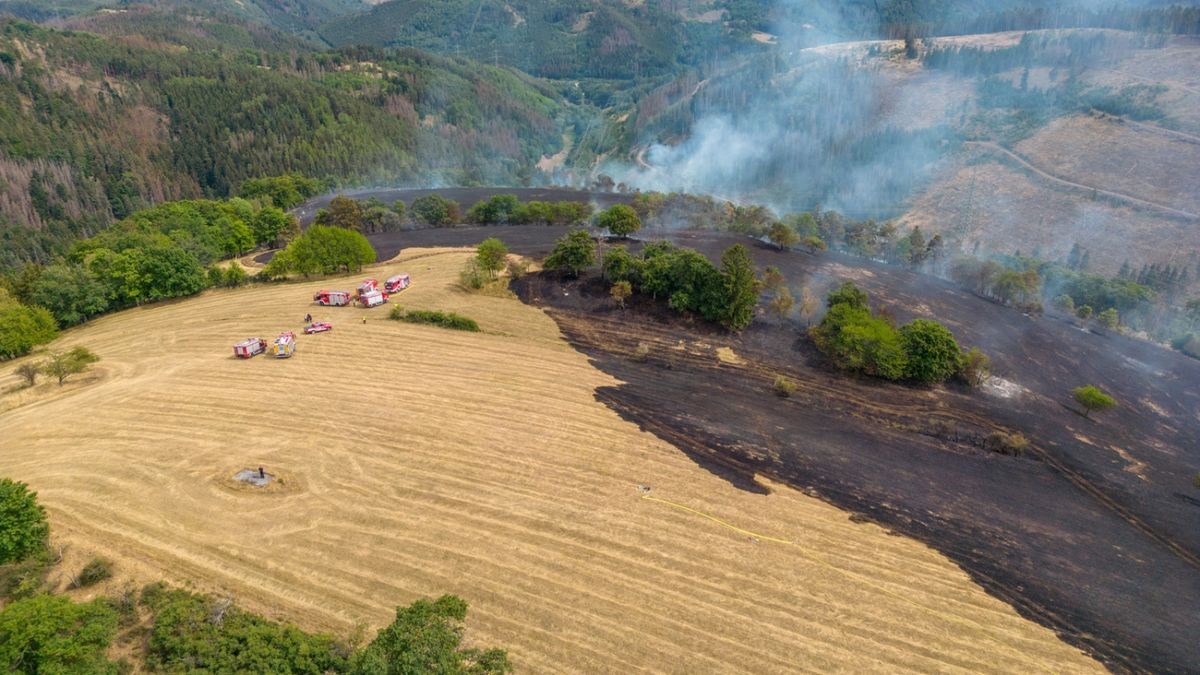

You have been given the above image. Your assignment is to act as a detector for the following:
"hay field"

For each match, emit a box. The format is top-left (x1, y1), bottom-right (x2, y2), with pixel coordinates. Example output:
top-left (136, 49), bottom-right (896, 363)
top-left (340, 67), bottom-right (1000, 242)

top-left (0, 249), bottom-right (1100, 672)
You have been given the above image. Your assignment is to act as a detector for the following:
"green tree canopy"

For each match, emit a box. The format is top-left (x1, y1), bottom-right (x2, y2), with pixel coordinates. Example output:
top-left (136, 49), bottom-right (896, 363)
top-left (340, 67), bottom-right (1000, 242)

top-left (1073, 385), bottom-right (1116, 418)
top-left (719, 244), bottom-right (758, 331)
top-left (0, 302), bottom-right (58, 361)
top-left (410, 195), bottom-right (461, 227)
top-left (596, 204), bottom-right (642, 238)
top-left (0, 595), bottom-right (118, 674)
top-left (544, 229), bottom-right (596, 277)
top-left (143, 586), bottom-right (346, 674)
top-left (475, 238), bottom-right (509, 278)
top-left (31, 264), bottom-right (109, 327)
top-left (239, 175), bottom-right (323, 210)
top-left (0, 478), bottom-right (49, 565)
top-left (899, 319), bottom-right (962, 383)
top-left (265, 226), bottom-right (376, 277)
top-left (825, 281), bottom-right (868, 310)
top-left (811, 303), bottom-right (909, 380)
top-left (319, 196), bottom-right (366, 231)
top-left (353, 595), bottom-right (511, 675)
top-left (767, 221), bottom-right (800, 251)
top-left (467, 194), bottom-right (520, 225)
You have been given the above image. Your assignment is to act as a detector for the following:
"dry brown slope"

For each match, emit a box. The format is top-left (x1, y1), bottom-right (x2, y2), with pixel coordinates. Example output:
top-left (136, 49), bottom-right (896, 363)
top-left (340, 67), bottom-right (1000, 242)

top-left (0, 249), bottom-right (1100, 673)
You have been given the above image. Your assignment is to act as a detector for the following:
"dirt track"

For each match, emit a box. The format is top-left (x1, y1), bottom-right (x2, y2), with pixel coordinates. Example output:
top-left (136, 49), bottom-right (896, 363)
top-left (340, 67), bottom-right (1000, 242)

top-left (964, 141), bottom-right (1200, 222)
top-left (0, 249), bottom-right (1103, 673)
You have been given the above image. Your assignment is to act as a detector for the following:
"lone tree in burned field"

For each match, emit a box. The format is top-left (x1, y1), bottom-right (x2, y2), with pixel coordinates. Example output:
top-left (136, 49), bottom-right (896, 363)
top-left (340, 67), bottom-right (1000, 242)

top-left (767, 221), bottom-right (799, 251)
top-left (596, 204), bottom-right (641, 238)
top-left (1072, 385), bottom-right (1117, 419)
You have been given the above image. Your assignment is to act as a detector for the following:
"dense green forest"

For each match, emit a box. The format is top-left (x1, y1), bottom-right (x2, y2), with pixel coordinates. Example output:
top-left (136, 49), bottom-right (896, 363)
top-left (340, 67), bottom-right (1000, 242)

top-left (0, 18), bottom-right (576, 270)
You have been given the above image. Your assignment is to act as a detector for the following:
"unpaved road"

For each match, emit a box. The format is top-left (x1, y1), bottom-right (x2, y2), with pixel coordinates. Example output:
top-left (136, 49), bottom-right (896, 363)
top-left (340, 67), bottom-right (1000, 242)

top-left (965, 140), bottom-right (1200, 221)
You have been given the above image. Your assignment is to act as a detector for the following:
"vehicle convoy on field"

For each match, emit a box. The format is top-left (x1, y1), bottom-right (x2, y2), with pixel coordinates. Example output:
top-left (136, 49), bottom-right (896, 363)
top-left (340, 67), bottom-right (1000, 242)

top-left (384, 274), bottom-right (411, 294)
top-left (232, 337), bottom-right (267, 358)
top-left (313, 290), bottom-right (352, 306)
top-left (272, 331), bottom-right (297, 358)
top-left (304, 321), bottom-right (333, 334)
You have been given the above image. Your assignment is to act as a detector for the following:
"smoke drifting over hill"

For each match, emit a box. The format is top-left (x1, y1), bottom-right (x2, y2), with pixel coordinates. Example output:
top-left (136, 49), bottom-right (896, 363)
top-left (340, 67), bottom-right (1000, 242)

top-left (608, 1), bottom-right (1199, 219)
top-left (609, 21), bottom-right (957, 216)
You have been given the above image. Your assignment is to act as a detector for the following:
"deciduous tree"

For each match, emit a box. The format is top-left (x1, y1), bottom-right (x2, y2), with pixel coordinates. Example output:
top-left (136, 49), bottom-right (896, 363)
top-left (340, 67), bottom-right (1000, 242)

top-left (0, 478), bottom-right (49, 564)
top-left (596, 204), bottom-right (642, 238)
top-left (475, 238), bottom-right (509, 278)
top-left (1072, 385), bottom-right (1116, 418)
top-left (40, 346), bottom-right (100, 386)
top-left (544, 229), bottom-right (595, 277)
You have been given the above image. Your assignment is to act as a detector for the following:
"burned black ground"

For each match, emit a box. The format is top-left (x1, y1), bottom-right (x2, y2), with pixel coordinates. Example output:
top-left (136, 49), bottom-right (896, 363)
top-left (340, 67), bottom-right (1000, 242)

top-left (290, 195), bottom-right (1200, 671)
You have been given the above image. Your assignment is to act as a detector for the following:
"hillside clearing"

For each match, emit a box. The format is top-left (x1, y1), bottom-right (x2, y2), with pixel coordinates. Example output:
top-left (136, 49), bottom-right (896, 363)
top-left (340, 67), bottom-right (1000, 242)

top-left (0, 249), bottom-right (1099, 672)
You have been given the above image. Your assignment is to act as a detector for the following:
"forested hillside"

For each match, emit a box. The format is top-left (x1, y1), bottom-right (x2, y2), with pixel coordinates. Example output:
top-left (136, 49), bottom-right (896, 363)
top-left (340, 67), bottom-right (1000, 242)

top-left (0, 19), bottom-right (575, 270)
top-left (319, 0), bottom-right (756, 80)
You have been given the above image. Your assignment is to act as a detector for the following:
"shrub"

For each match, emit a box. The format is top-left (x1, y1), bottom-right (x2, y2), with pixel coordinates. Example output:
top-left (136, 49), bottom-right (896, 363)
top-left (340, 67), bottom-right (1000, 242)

top-left (15, 362), bottom-right (39, 387)
top-left (389, 307), bottom-right (480, 332)
top-left (957, 347), bottom-right (991, 387)
top-left (141, 587), bottom-right (346, 674)
top-left (1052, 294), bottom-right (1075, 313)
top-left (40, 346), bottom-right (100, 386)
top-left (0, 479), bottom-right (49, 565)
top-left (982, 431), bottom-right (1029, 456)
top-left (633, 342), bottom-right (651, 362)
top-left (0, 595), bottom-right (118, 674)
top-left (506, 259), bottom-right (529, 280)
top-left (225, 262), bottom-right (249, 287)
top-left (1072, 385), bottom-right (1116, 418)
top-left (1076, 304), bottom-right (1094, 320)
top-left (353, 595), bottom-right (510, 674)
top-left (610, 280), bottom-right (632, 308)
top-left (70, 557), bottom-right (113, 589)
top-left (899, 319), bottom-right (962, 383)
top-left (767, 287), bottom-right (794, 322)
top-left (458, 260), bottom-right (488, 291)
top-left (774, 375), bottom-right (798, 398)
top-left (1097, 307), bottom-right (1119, 329)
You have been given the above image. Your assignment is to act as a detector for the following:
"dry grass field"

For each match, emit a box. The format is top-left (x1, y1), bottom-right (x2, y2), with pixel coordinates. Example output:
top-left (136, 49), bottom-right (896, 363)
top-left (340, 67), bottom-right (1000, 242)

top-left (899, 150), bottom-right (1199, 285)
top-left (0, 249), bottom-right (1101, 672)
top-left (1014, 113), bottom-right (1200, 215)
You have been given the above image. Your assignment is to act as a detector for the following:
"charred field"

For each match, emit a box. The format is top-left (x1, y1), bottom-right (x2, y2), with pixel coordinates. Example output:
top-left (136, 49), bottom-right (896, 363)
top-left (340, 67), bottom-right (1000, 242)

top-left (393, 225), bottom-right (1198, 672)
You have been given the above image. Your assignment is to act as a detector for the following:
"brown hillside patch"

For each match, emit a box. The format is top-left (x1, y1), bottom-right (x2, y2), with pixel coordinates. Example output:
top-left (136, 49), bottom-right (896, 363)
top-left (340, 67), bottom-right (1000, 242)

top-left (1015, 113), bottom-right (1200, 214)
top-left (0, 249), bottom-right (1098, 673)
top-left (899, 155), bottom-right (1198, 285)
